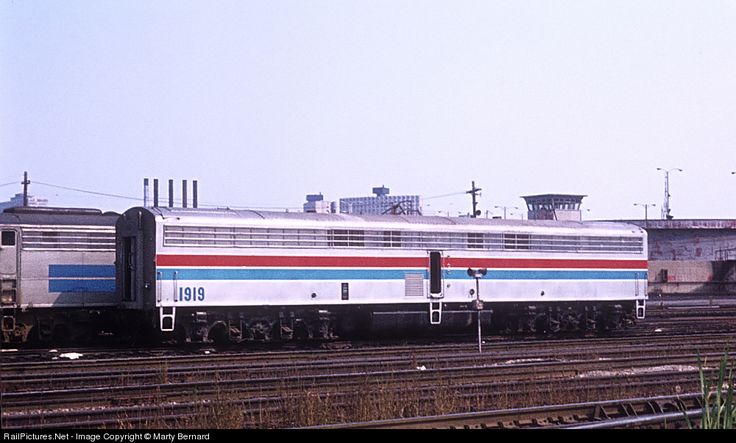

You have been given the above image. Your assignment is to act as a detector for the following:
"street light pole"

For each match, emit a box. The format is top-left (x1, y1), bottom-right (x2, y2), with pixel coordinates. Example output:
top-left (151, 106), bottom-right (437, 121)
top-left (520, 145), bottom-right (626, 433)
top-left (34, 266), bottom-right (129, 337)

top-left (656, 167), bottom-right (683, 220)
top-left (634, 203), bottom-right (656, 221)
top-left (494, 205), bottom-right (519, 220)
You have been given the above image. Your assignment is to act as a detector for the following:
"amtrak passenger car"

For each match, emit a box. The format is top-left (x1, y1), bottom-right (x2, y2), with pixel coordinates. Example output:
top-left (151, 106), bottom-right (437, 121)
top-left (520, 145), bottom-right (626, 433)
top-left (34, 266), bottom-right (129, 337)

top-left (0, 207), bottom-right (120, 343)
top-left (117, 206), bottom-right (648, 343)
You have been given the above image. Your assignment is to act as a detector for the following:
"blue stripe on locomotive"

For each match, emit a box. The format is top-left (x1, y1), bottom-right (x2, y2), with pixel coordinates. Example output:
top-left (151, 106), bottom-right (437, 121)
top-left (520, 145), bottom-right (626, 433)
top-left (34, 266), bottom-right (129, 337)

top-left (49, 279), bottom-right (117, 293)
top-left (48, 265), bottom-right (116, 293)
top-left (156, 268), bottom-right (646, 281)
top-left (49, 265), bottom-right (115, 278)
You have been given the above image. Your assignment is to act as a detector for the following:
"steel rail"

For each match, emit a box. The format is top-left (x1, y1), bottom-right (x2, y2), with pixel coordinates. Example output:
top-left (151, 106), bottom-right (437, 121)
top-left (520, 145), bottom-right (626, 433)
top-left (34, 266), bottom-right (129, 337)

top-left (2, 314), bottom-right (733, 429)
top-left (1, 357), bottom-right (726, 428)
top-left (3, 340), bottom-right (732, 392)
top-left (561, 410), bottom-right (701, 429)
top-left (2, 350), bottom-right (731, 408)
top-left (298, 393), bottom-right (704, 429)
top-left (3, 331), bottom-right (733, 378)
top-left (1, 373), bottom-right (709, 429)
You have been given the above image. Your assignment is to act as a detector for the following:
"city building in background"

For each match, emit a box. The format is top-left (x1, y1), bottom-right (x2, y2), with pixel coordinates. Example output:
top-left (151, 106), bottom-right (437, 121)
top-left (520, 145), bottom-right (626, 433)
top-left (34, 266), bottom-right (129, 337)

top-left (0, 193), bottom-right (49, 211)
top-left (339, 186), bottom-right (422, 215)
top-left (303, 193), bottom-right (335, 213)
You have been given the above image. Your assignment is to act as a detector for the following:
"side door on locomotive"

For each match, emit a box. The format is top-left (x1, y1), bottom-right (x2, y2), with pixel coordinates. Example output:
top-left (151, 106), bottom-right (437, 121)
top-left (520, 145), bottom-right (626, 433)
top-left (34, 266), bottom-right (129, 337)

top-left (428, 250), bottom-right (444, 325)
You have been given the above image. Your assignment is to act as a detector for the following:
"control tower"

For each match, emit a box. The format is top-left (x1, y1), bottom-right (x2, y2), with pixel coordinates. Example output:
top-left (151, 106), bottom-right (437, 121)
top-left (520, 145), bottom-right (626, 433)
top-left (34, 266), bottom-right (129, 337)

top-left (522, 194), bottom-right (587, 221)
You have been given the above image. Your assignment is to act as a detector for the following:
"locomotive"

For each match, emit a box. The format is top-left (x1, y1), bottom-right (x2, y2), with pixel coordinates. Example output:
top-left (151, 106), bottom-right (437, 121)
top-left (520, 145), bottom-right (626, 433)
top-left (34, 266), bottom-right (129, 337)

top-left (0, 207), bottom-right (122, 344)
top-left (116, 206), bottom-right (648, 344)
top-left (1, 204), bottom-right (648, 344)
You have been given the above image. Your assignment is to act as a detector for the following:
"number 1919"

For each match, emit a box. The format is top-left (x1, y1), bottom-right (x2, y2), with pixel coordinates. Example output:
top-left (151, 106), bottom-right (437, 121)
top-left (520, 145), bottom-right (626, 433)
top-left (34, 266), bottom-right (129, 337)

top-left (179, 287), bottom-right (205, 301)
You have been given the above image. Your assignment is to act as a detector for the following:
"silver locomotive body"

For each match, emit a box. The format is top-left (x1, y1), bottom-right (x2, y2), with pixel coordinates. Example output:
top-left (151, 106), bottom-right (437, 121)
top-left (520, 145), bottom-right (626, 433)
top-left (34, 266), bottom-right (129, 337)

top-left (0, 207), bottom-right (121, 343)
top-left (117, 206), bottom-right (648, 343)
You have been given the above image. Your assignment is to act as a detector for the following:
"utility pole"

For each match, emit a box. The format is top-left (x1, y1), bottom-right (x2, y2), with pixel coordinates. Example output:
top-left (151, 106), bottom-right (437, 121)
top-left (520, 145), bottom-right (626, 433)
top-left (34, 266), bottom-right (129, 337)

top-left (22, 171), bottom-right (30, 207)
top-left (466, 181), bottom-right (482, 218)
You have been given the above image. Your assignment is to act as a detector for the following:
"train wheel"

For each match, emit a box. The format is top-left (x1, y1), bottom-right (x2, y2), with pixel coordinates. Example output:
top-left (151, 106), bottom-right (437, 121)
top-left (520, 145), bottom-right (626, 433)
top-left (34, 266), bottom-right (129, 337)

top-left (174, 327), bottom-right (188, 344)
top-left (503, 316), bottom-right (519, 334)
top-left (248, 320), bottom-right (272, 341)
top-left (559, 312), bottom-right (580, 331)
top-left (293, 320), bottom-right (310, 340)
top-left (595, 311), bottom-right (611, 334)
top-left (208, 322), bottom-right (230, 345)
top-left (25, 326), bottom-right (41, 346)
top-left (52, 324), bottom-right (71, 347)
top-left (534, 314), bottom-right (550, 334)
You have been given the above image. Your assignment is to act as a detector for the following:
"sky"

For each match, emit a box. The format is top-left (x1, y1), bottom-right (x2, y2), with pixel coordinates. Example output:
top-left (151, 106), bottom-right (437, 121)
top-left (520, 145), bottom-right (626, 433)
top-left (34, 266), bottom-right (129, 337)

top-left (1, 1), bottom-right (735, 220)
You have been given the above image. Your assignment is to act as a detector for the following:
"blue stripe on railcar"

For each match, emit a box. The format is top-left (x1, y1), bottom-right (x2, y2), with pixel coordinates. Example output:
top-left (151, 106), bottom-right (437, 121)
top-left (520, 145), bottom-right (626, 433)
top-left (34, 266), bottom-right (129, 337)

top-left (48, 265), bottom-right (116, 293)
top-left (49, 279), bottom-right (116, 293)
top-left (49, 264), bottom-right (115, 278)
top-left (156, 268), bottom-right (645, 281)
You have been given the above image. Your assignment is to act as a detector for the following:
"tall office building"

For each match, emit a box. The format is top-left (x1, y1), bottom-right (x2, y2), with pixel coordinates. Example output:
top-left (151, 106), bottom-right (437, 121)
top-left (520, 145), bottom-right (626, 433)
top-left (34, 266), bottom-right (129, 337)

top-left (339, 186), bottom-right (422, 215)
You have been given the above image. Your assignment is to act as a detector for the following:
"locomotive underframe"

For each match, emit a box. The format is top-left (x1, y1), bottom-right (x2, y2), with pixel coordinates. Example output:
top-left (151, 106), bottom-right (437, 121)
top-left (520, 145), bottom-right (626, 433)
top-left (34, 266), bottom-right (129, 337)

top-left (1, 307), bottom-right (146, 345)
top-left (159, 300), bottom-right (639, 344)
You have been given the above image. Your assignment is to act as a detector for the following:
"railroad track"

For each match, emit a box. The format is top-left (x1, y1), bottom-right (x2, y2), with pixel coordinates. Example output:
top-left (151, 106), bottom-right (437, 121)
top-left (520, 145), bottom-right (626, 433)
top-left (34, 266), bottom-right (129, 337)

top-left (2, 333), bottom-right (733, 428)
top-left (2, 332), bottom-right (733, 386)
top-left (2, 304), bottom-right (733, 429)
top-left (1, 349), bottom-right (728, 408)
top-left (0, 371), bottom-right (720, 429)
top-left (303, 393), bottom-right (706, 429)
top-left (0, 358), bottom-right (722, 429)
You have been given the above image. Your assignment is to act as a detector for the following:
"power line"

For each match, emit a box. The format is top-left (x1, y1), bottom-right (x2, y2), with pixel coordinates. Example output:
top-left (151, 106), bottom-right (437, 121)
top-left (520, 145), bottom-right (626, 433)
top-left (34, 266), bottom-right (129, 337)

top-left (33, 181), bottom-right (140, 201)
top-left (35, 180), bottom-right (301, 210)
top-left (12, 177), bottom-right (474, 213)
top-left (197, 202), bottom-right (304, 211)
top-left (424, 190), bottom-right (468, 200)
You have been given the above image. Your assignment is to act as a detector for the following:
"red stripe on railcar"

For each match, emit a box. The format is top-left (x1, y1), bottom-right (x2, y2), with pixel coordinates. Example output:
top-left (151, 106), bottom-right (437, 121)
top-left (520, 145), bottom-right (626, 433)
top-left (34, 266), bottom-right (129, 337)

top-left (156, 254), bottom-right (647, 270)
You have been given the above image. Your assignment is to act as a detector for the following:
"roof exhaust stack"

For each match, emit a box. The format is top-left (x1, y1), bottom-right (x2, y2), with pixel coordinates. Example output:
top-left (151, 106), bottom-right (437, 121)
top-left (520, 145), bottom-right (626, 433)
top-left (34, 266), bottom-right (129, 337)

top-left (144, 177), bottom-right (198, 208)
top-left (168, 180), bottom-right (174, 208)
top-left (153, 179), bottom-right (159, 207)
top-left (182, 180), bottom-right (188, 208)
top-left (143, 178), bottom-right (149, 207)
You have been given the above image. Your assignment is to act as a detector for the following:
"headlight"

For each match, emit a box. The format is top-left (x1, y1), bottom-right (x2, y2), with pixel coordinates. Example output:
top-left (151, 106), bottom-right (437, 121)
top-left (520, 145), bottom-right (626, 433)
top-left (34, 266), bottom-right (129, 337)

top-left (1, 291), bottom-right (16, 304)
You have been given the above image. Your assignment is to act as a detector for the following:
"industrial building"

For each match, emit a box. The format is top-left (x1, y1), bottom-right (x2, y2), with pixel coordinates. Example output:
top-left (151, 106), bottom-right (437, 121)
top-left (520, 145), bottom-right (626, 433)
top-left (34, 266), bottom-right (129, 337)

top-left (625, 219), bottom-right (736, 296)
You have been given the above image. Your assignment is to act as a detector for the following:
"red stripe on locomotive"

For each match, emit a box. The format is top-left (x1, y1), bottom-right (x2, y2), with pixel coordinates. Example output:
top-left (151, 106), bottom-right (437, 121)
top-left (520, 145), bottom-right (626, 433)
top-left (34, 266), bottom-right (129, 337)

top-left (156, 254), bottom-right (647, 270)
